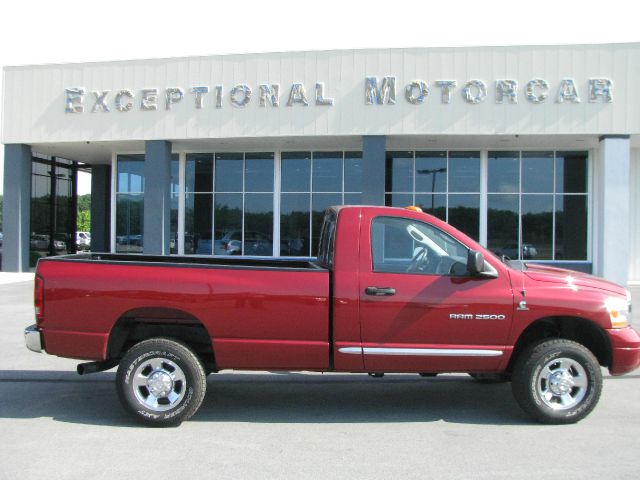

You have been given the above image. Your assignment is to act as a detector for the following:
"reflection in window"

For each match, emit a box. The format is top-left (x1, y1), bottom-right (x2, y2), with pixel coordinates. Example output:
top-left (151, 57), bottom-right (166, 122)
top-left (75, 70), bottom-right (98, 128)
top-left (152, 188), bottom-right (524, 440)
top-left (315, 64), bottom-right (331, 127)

top-left (385, 151), bottom-right (480, 240)
top-left (116, 155), bottom-right (145, 253)
top-left (280, 151), bottom-right (362, 257)
top-left (487, 151), bottom-right (588, 261)
top-left (213, 153), bottom-right (274, 256)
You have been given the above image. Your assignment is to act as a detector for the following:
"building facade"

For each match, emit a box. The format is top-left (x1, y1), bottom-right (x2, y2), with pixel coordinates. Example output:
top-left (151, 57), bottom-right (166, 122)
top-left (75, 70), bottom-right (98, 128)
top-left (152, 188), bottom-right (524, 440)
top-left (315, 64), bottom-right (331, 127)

top-left (2, 44), bottom-right (639, 293)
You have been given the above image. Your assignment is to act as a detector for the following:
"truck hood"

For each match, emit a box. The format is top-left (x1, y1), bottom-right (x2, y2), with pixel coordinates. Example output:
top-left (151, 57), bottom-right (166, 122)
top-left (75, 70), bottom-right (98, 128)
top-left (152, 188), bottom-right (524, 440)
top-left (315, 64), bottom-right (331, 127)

top-left (521, 263), bottom-right (626, 297)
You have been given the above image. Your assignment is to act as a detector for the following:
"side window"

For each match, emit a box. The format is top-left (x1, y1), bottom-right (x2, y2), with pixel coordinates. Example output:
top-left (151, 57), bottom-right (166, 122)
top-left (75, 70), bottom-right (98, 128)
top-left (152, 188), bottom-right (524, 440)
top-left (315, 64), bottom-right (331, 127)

top-left (371, 216), bottom-right (469, 275)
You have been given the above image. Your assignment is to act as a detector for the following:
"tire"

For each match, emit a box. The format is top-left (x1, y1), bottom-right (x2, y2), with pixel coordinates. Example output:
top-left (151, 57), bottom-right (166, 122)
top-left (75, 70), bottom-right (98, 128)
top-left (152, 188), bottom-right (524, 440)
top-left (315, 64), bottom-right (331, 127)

top-left (469, 373), bottom-right (510, 383)
top-left (511, 339), bottom-right (602, 424)
top-left (116, 338), bottom-right (207, 427)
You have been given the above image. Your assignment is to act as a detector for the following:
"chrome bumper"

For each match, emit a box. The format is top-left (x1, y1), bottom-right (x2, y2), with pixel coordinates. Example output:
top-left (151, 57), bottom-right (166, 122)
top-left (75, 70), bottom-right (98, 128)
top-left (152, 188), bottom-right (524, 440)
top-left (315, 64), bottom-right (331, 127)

top-left (24, 324), bottom-right (43, 353)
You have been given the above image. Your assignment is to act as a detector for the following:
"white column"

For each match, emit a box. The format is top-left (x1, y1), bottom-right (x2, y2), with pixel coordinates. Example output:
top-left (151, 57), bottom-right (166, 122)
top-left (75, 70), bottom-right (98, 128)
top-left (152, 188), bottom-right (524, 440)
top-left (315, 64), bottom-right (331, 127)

top-left (596, 136), bottom-right (630, 285)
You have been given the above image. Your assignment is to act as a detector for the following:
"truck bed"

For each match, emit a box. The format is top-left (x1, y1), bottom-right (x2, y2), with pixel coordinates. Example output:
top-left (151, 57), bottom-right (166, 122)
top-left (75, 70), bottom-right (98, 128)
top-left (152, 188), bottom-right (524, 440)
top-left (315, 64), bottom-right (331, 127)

top-left (36, 254), bottom-right (331, 369)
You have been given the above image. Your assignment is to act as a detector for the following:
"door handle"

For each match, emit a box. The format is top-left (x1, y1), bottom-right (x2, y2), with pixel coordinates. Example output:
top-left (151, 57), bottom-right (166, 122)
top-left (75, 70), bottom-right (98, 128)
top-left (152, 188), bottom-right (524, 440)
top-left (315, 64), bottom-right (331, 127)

top-left (365, 286), bottom-right (396, 296)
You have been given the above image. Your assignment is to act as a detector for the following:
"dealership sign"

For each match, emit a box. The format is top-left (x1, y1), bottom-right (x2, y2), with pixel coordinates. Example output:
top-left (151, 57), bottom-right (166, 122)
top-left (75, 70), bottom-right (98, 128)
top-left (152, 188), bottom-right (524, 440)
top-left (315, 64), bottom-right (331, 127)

top-left (64, 77), bottom-right (613, 113)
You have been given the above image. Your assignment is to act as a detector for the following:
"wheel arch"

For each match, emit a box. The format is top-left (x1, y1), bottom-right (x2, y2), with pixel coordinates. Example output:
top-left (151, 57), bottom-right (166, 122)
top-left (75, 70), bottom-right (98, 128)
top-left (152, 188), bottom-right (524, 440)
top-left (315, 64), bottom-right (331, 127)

top-left (507, 316), bottom-right (612, 373)
top-left (107, 307), bottom-right (216, 372)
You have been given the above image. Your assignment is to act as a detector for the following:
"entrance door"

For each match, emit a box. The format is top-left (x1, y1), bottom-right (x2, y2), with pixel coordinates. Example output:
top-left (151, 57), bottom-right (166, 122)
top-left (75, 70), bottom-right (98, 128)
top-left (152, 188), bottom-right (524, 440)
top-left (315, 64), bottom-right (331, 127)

top-left (358, 211), bottom-right (514, 372)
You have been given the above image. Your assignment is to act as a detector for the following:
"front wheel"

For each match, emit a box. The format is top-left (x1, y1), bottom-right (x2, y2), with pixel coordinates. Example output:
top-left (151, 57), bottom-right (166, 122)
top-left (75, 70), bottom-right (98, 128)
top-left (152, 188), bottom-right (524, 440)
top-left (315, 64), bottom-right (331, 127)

top-left (116, 338), bottom-right (207, 427)
top-left (511, 339), bottom-right (602, 424)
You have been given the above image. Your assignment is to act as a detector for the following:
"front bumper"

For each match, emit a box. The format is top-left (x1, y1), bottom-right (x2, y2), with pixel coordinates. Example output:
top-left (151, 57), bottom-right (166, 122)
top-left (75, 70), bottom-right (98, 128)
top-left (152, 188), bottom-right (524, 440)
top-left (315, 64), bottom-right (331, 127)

top-left (608, 327), bottom-right (640, 375)
top-left (24, 324), bottom-right (43, 353)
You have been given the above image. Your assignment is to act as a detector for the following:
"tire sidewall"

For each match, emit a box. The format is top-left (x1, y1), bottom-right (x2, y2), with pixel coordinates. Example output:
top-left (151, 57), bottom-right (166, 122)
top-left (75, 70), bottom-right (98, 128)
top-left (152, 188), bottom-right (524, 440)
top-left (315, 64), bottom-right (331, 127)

top-left (117, 340), bottom-right (204, 426)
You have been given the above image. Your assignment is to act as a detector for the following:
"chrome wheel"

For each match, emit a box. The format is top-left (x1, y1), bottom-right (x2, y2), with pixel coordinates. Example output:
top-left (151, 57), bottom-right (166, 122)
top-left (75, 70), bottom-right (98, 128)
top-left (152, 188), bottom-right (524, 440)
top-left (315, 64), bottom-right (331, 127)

top-left (131, 357), bottom-right (186, 412)
top-left (536, 357), bottom-right (588, 410)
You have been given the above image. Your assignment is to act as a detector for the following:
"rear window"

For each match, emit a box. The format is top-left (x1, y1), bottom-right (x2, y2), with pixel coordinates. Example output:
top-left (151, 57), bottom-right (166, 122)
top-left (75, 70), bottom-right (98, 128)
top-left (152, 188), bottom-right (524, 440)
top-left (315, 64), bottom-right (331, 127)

top-left (317, 209), bottom-right (337, 269)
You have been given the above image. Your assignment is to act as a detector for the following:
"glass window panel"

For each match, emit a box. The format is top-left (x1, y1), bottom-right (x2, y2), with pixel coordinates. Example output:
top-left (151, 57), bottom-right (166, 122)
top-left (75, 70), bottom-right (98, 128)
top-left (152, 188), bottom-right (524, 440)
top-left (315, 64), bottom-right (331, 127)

top-left (186, 153), bottom-right (213, 193)
top-left (281, 153), bottom-right (311, 192)
top-left (117, 154), bottom-right (145, 193)
top-left (244, 194), bottom-right (274, 256)
top-left (170, 156), bottom-right (179, 195)
top-left (487, 194), bottom-right (520, 258)
top-left (344, 152), bottom-right (363, 192)
top-left (522, 152), bottom-right (554, 193)
top-left (213, 193), bottom-right (243, 255)
top-left (344, 193), bottom-right (362, 205)
top-left (415, 151), bottom-right (447, 193)
top-left (488, 151), bottom-right (519, 193)
top-left (556, 151), bottom-right (588, 194)
top-left (448, 151), bottom-right (480, 193)
top-left (312, 193), bottom-right (342, 256)
top-left (185, 193), bottom-right (213, 255)
top-left (281, 193), bottom-right (311, 256)
top-left (313, 152), bottom-right (343, 192)
top-left (245, 152), bottom-right (274, 192)
top-left (522, 195), bottom-right (553, 260)
top-left (116, 194), bottom-right (144, 253)
top-left (371, 217), bottom-right (469, 275)
top-left (215, 153), bottom-right (243, 192)
top-left (385, 152), bottom-right (413, 192)
top-left (555, 195), bottom-right (588, 260)
top-left (415, 193), bottom-right (446, 221)
top-left (32, 161), bottom-right (50, 176)
top-left (448, 194), bottom-right (480, 240)
top-left (385, 193), bottom-right (413, 208)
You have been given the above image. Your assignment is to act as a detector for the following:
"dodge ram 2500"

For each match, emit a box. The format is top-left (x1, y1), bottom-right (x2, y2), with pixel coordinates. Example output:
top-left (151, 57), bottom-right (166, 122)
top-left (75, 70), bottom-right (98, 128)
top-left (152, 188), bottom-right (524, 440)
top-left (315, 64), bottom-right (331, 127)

top-left (24, 206), bottom-right (640, 426)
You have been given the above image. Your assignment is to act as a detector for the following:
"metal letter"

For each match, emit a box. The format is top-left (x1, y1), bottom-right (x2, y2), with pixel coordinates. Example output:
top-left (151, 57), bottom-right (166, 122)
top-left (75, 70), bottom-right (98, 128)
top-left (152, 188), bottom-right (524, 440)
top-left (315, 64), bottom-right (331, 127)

top-left (365, 76), bottom-right (396, 105)
top-left (435, 80), bottom-right (456, 104)
top-left (165, 87), bottom-right (184, 110)
top-left (230, 84), bottom-right (252, 107)
top-left (556, 79), bottom-right (581, 103)
top-left (588, 78), bottom-right (613, 103)
top-left (115, 89), bottom-right (134, 112)
top-left (190, 86), bottom-right (210, 109)
top-left (404, 80), bottom-right (429, 105)
top-left (215, 85), bottom-right (223, 109)
top-left (315, 82), bottom-right (334, 106)
top-left (462, 80), bottom-right (486, 104)
top-left (259, 84), bottom-right (280, 107)
top-left (140, 88), bottom-right (159, 111)
top-left (525, 79), bottom-right (549, 104)
top-left (495, 79), bottom-right (518, 104)
top-left (91, 90), bottom-right (110, 113)
top-left (65, 87), bottom-right (85, 113)
top-left (287, 83), bottom-right (309, 106)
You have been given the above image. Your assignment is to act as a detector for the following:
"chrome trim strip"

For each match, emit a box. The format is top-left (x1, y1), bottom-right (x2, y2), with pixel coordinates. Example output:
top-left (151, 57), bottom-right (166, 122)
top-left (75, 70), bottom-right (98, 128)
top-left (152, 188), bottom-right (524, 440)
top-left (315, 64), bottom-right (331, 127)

top-left (338, 347), bottom-right (502, 357)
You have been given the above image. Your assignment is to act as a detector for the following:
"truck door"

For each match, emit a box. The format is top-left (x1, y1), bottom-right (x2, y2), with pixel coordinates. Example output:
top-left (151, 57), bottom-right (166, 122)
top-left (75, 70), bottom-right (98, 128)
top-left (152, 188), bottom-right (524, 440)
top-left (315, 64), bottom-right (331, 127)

top-left (357, 211), bottom-right (514, 372)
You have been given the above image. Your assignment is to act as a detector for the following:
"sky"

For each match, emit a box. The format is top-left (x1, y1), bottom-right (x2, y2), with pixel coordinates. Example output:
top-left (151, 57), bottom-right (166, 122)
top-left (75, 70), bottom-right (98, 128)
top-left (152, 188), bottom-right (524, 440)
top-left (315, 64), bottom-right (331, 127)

top-left (1, 0), bottom-right (638, 195)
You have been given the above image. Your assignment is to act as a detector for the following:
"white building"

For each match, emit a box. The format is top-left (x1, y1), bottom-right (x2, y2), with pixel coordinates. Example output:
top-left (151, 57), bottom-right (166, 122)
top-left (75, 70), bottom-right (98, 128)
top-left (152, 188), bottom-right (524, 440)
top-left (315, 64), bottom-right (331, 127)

top-left (2, 43), bottom-right (639, 295)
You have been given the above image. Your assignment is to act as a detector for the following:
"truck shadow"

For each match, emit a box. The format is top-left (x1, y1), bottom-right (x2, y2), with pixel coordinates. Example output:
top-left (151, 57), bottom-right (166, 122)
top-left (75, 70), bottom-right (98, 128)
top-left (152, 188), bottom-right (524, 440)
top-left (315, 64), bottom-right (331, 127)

top-left (0, 371), bottom-right (534, 427)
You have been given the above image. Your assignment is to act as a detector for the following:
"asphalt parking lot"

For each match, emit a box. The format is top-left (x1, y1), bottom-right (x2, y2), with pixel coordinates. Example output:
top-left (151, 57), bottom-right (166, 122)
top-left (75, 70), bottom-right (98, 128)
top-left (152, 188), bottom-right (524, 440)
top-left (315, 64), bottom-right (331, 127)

top-left (1, 279), bottom-right (639, 480)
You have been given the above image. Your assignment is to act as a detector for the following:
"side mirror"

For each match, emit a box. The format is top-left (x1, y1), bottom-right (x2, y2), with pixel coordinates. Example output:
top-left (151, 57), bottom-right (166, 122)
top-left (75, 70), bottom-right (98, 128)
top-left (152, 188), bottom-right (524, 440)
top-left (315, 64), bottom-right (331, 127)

top-left (467, 250), bottom-right (484, 276)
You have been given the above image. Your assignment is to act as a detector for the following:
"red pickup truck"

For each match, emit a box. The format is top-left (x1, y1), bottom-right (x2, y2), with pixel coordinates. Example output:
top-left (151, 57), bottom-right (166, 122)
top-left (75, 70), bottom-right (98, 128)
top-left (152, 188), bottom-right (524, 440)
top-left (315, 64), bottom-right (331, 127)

top-left (25, 206), bottom-right (640, 426)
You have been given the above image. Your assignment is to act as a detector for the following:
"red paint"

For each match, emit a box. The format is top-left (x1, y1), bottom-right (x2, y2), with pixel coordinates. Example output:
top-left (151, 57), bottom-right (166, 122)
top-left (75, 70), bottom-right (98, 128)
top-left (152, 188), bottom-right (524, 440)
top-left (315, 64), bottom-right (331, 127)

top-left (33, 206), bottom-right (639, 376)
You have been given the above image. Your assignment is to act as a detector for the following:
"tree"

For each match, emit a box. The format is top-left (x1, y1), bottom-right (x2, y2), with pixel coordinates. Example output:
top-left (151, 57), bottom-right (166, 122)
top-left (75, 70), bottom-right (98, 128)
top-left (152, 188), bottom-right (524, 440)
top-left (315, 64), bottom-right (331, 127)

top-left (77, 194), bottom-right (91, 232)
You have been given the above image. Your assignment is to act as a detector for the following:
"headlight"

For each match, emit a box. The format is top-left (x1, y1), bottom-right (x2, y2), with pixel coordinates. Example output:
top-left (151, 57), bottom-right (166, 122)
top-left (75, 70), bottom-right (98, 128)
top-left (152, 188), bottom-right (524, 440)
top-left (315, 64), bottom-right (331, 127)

top-left (605, 294), bottom-right (631, 328)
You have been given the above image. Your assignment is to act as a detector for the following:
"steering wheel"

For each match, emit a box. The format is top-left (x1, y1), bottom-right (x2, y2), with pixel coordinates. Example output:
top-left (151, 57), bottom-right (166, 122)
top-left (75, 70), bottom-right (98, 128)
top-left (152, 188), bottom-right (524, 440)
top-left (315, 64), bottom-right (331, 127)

top-left (407, 247), bottom-right (427, 272)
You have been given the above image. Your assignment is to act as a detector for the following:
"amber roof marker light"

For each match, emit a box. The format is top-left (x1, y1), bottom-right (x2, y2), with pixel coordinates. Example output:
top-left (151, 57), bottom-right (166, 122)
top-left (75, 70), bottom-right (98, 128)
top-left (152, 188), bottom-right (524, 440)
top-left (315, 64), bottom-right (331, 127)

top-left (404, 206), bottom-right (424, 213)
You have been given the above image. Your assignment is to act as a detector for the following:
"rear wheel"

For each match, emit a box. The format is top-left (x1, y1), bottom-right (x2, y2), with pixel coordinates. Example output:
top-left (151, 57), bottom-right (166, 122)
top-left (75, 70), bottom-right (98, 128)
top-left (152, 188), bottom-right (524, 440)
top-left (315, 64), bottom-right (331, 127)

top-left (116, 338), bottom-right (207, 427)
top-left (512, 339), bottom-right (602, 424)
